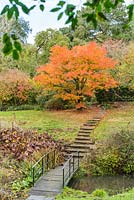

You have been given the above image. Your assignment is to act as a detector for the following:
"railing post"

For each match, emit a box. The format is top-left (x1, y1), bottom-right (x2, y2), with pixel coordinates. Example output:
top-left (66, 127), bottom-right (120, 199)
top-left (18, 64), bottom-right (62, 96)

top-left (42, 157), bottom-right (44, 175)
top-left (73, 155), bottom-right (75, 172)
top-left (78, 151), bottom-right (80, 168)
top-left (33, 167), bottom-right (35, 186)
top-left (69, 158), bottom-right (71, 177)
top-left (53, 150), bottom-right (56, 168)
top-left (63, 168), bottom-right (65, 187)
top-left (47, 153), bottom-right (49, 170)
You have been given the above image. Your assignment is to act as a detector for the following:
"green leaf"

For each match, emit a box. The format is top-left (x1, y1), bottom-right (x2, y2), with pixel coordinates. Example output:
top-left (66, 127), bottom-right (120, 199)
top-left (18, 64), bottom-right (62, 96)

top-left (3, 33), bottom-right (10, 43)
top-left (1, 5), bottom-right (9, 15)
top-left (50, 7), bottom-right (61, 12)
top-left (40, 0), bottom-right (46, 2)
top-left (65, 13), bottom-right (75, 24)
top-left (40, 4), bottom-right (45, 11)
top-left (2, 43), bottom-right (13, 55)
top-left (29, 5), bottom-right (36, 11)
top-left (12, 49), bottom-right (19, 60)
top-left (7, 7), bottom-right (15, 20)
top-left (18, 2), bottom-right (30, 14)
top-left (14, 41), bottom-right (22, 52)
top-left (65, 4), bottom-right (76, 15)
top-left (13, 5), bottom-right (19, 19)
top-left (57, 1), bottom-right (66, 7)
top-left (58, 12), bottom-right (63, 20)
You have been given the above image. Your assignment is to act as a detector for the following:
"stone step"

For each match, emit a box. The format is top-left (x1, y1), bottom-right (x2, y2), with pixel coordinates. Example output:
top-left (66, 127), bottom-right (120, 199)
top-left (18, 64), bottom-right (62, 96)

top-left (80, 127), bottom-right (94, 131)
top-left (88, 119), bottom-right (100, 122)
top-left (77, 133), bottom-right (90, 137)
top-left (79, 130), bottom-right (92, 134)
top-left (65, 147), bottom-right (89, 153)
top-left (75, 136), bottom-right (90, 140)
top-left (83, 123), bottom-right (96, 127)
top-left (68, 143), bottom-right (93, 149)
top-left (74, 140), bottom-right (95, 144)
top-left (64, 152), bottom-right (85, 158)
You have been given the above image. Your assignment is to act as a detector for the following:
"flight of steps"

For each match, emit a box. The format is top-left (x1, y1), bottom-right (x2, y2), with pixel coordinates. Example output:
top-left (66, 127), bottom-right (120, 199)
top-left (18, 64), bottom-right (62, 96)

top-left (64, 118), bottom-right (100, 159)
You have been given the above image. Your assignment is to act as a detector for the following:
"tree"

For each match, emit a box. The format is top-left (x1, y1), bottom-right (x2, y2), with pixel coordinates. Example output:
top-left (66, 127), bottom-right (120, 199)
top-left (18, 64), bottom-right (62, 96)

top-left (35, 28), bottom-right (69, 65)
top-left (0, 15), bottom-right (31, 43)
top-left (103, 40), bottom-right (134, 89)
top-left (0, 43), bottom-right (37, 76)
top-left (60, 4), bottom-right (134, 46)
top-left (0, 15), bottom-right (32, 59)
top-left (0, 0), bottom-right (134, 59)
top-left (35, 42), bottom-right (117, 108)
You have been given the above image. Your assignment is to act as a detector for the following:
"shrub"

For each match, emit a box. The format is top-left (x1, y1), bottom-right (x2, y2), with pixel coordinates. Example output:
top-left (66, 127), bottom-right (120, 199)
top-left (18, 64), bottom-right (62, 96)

top-left (0, 69), bottom-right (39, 110)
top-left (84, 127), bottom-right (134, 175)
top-left (92, 189), bottom-right (108, 198)
top-left (95, 87), bottom-right (134, 104)
top-left (44, 98), bottom-right (75, 110)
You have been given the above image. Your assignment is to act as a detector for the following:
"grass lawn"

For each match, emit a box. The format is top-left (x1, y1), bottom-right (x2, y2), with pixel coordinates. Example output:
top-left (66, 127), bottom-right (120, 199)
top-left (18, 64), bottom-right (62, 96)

top-left (92, 102), bottom-right (134, 140)
top-left (1, 103), bottom-right (134, 199)
top-left (0, 107), bottom-right (99, 142)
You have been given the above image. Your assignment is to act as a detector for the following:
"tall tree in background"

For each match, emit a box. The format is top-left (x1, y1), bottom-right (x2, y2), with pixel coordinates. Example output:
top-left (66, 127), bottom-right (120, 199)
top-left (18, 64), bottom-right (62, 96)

top-left (0, 43), bottom-right (37, 76)
top-left (0, 0), bottom-right (134, 59)
top-left (0, 15), bottom-right (31, 43)
top-left (35, 28), bottom-right (69, 65)
top-left (35, 42), bottom-right (117, 108)
top-left (60, 3), bottom-right (134, 46)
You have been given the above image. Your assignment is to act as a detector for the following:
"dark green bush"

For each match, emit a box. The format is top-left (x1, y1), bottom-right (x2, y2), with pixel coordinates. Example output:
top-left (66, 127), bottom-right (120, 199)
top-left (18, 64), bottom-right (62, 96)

top-left (95, 87), bottom-right (134, 104)
top-left (44, 98), bottom-right (66, 110)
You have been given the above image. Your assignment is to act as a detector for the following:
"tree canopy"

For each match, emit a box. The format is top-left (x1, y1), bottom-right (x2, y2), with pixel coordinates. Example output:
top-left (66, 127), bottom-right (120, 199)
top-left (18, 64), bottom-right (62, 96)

top-left (1, 0), bottom-right (134, 59)
top-left (35, 42), bottom-right (117, 108)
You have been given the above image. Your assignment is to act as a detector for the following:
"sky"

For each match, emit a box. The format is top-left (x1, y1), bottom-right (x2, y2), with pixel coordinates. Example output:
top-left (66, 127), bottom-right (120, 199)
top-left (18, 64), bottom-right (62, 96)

top-left (19, 0), bottom-right (85, 43)
top-left (0, 0), bottom-right (132, 44)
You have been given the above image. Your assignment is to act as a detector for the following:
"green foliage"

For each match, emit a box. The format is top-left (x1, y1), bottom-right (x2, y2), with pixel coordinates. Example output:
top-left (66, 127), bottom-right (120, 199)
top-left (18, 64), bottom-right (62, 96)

top-left (85, 127), bottom-right (134, 176)
top-left (35, 28), bottom-right (69, 65)
top-left (56, 187), bottom-right (134, 200)
top-left (0, 15), bottom-right (32, 59)
top-left (95, 87), bottom-right (134, 104)
top-left (92, 189), bottom-right (108, 198)
top-left (36, 91), bottom-right (54, 109)
top-left (1, 0), bottom-right (134, 59)
top-left (44, 98), bottom-right (73, 110)
top-left (60, 4), bottom-right (134, 47)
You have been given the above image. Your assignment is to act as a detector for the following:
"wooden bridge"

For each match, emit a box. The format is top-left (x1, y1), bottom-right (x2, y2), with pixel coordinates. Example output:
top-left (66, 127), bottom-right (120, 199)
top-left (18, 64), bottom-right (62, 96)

top-left (27, 118), bottom-right (100, 200)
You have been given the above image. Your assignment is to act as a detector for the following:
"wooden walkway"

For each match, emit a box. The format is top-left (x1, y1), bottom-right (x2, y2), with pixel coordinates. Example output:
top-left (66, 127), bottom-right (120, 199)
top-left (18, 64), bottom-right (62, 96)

top-left (27, 117), bottom-right (101, 200)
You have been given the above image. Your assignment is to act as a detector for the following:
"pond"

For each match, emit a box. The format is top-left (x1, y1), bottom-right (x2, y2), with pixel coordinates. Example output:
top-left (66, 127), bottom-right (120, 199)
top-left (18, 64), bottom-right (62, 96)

top-left (69, 175), bottom-right (134, 195)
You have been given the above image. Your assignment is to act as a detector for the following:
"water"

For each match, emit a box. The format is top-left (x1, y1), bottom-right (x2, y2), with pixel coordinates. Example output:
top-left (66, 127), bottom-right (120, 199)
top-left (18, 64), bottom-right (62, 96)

top-left (69, 175), bottom-right (134, 195)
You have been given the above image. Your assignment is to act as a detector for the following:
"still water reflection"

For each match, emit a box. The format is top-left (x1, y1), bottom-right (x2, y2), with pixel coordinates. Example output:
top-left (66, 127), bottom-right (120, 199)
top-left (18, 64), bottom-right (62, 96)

top-left (69, 175), bottom-right (134, 195)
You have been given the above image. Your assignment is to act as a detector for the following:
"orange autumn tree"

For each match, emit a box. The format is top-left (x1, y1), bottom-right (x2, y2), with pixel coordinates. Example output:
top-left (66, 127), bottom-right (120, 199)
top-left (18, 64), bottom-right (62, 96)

top-left (35, 42), bottom-right (117, 108)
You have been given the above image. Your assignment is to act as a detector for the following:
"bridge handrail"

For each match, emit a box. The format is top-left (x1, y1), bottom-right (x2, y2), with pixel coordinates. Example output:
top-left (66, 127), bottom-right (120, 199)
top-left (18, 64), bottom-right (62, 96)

top-left (62, 151), bottom-right (80, 187)
top-left (32, 149), bottom-right (57, 186)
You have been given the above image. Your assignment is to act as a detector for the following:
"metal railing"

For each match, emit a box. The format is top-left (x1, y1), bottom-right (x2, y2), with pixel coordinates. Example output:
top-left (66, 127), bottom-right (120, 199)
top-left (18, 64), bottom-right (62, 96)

top-left (32, 149), bottom-right (57, 186)
top-left (62, 151), bottom-right (80, 187)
